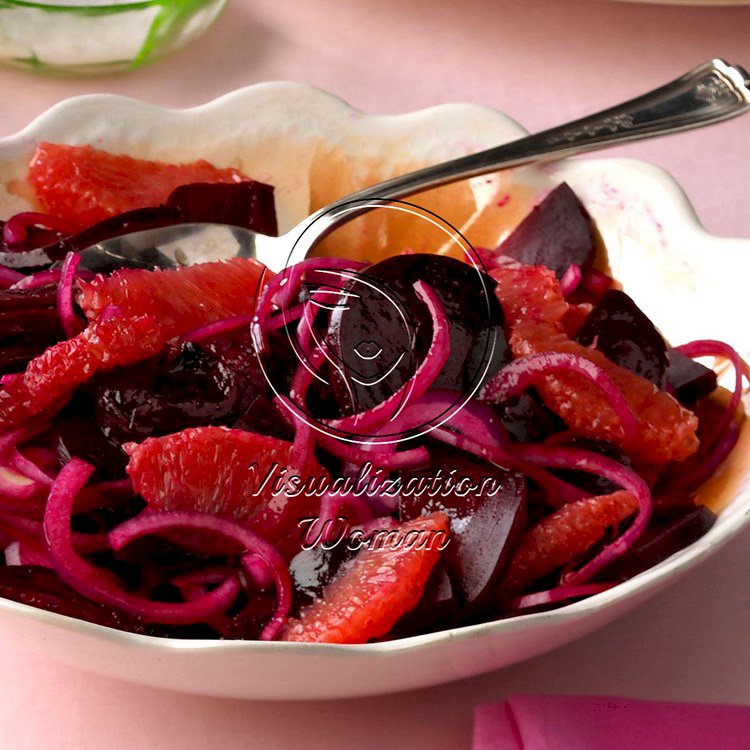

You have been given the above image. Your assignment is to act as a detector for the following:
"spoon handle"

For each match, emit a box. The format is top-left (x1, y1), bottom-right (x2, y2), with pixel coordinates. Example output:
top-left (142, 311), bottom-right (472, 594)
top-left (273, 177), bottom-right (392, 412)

top-left (336, 59), bottom-right (750, 205)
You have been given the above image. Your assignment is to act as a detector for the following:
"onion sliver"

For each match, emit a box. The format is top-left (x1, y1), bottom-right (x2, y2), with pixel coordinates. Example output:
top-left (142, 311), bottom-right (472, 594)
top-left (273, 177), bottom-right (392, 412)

top-left (327, 281), bottom-right (450, 435)
top-left (45, 459), bottom-right (241, 625)
top-left (515, 444), bottom-right (652, 583)
top-left (510, 582), bottom-right (615, 611)
top-left (559, 264), bottom-right (582, 297)
top-left (109, 510), bottom-right (292, 640)
top-left (181, 314), bottom-right (255, 344)
top-left (481, 352), bottom-right (638, 443)
top-left (57, 251), bottom-right (82, 338)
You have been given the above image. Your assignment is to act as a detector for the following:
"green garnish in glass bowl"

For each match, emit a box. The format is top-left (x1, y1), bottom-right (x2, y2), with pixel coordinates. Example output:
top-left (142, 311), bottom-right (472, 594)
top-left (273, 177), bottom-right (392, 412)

top-left (0, 0), bottom-right (228, 74)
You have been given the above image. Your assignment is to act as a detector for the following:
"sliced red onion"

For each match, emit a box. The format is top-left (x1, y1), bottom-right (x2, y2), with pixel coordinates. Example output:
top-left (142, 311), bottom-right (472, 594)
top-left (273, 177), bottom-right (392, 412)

top-left (480, 352), bottom-right (639, 443)
top-left (430, 426), bottom-right (586, 506)
top-left (2, 212), bottom-right (80, 246)
top-left (581, 267), bottom-right (613, 297)
top-left (674, 340), bottom-right (748, 448)
top-left (515, 444), bottom-right (652, 583)
top-left (267, 301), bottom-right (306, 331)
top-left (242, 554), bottom-right (275, 590)
top-left (21, 444), bottom-right (58, 468)
top-left (9, 448), bottom-right (53, 486)
top-left (560, 263), bottom-right (583, 297)
top-left (327, 281), bottom-right (450, 435)
top-left (172, 566), bottom-right (234, 589)
top-left (254, 258), bottom-right (366, 339)
top-left (509, 582), bottom-right (615, 611)
top-left (0, 423), bottom-right (50, 455)
top-left (57, 251), bottom-right (83, 338)
top-left (676, 420), bottom-right (741, 492)
top-left (0, 465), bottom-right (39, 500)
top-left (317, 432), bottom-right (430, 470)
top-left (1, 512), bottom-right (108, 554)
top-left (45, 459), bottom-right (241, 625)
top-left (274, 258), bottom-right (367, 311)
top-left (18, 540), bottom-right (52, 568)
top-left (6, 512), bottom-right (107, 554)
top-left (11, 269), bottom-right (62, 290)
top-left (318, 490), bottom-right (374, 531)
top-left (181, 315), bottom-right (255, 344)
top-left (377, 390), bottom-right (510, 447)
top-left (0, 266), bottom-right (25, 289)
top-left (109, 510), bottom-right (292, 640)
top-left (289, 338), bottom-right (327, 407)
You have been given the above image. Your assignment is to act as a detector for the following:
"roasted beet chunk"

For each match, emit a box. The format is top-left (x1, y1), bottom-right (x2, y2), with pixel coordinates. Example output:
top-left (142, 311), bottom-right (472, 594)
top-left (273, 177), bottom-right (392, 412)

top-left (493, 392), bottom-right (565, 444)
top-left (0, 284), bottom-right (65, 374)
top-left (58, 327), bottom-right (267, 475)
top-left (576, 289), bottom-right (668, 388)
top-left (328, 253), bottom-right (509, 415)
top-left (399, 444), bottom-right (526, 608)
top-left (666, 349), bottom-right (718, 404)
top-left (598, 505), bottom-right (716, 582)
top-left (288, 540), bottom-right (352, 614)
top-left (92, 329), bottom-right (265, 444)
top-left (167, 181), bottom-right (278, 237)
top-left (0, 565), bottom-right (145, 634)
top-left (498, 183), bottom-right (597, 278)
top-left (390, 562), bottom-right (459, 635)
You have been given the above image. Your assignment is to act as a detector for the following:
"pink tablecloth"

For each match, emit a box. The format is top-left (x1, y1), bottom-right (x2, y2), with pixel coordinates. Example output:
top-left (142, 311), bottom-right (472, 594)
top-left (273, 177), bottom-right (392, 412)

top-left (0, 1), bottom-right (748, 747)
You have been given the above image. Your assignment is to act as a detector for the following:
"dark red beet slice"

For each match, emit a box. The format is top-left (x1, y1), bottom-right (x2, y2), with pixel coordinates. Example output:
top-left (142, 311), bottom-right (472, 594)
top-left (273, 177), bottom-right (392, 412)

top-left (232, 394), bottom-right (295, 441)
top-left (0, 565), bottom-right (219, 638)
top-left (0, 284), bottom-right (58, 310)
top-left (0, 565), bottom-right (145, 632)
top-left (57, 396), bottom-right (132, 478)
top-left (0, 336), bottom-right (63, 374)
top-left (166, 181), bottom-right (277, 238)
top-left (576, 289), bottom-right (668, 388)
top-left (0, 285), bottom-right (65, 374)
top-left (498, 183), bottom-right (597, 279)
top-left (24, 180), bottom-right (275, 267)
top-left (328, 253), bottom-right (509, 415)
top-left (598, 506), bottom-right (716, 581)
top-left (666, 350), bottom-right (718, 404)
top-left (58, 328), bottom-right (267, 476)
top-left (399, 444), bottom-right (526, 608)
top-left (554, 438), bottom-right (634, 495)
top-left (391, 561), bottom-right (460, 636)
top-left (91, 329), bottom-right (265, 444)
top-left (494, 392), bottom-right (565, 443)
top-left (288, 539), bottom-right (352, 614)
top-left (213, 590), bottom-right (280, 640)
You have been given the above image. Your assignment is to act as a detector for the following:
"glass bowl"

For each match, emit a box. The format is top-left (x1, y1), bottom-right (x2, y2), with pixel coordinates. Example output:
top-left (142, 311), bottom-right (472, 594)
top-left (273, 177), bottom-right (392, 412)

top-left (0, 0), bottom-right (228, 75)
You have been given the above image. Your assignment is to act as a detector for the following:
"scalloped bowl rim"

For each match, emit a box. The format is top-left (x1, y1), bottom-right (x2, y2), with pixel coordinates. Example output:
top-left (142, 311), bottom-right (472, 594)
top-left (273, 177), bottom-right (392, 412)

top-left (0, 82), bottom-right (746, 671)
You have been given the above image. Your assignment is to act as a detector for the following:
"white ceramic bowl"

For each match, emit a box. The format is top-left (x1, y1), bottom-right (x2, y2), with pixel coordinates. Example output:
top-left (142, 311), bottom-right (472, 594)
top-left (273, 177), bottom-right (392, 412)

top-left (0, 84), bottom-right (747, 700)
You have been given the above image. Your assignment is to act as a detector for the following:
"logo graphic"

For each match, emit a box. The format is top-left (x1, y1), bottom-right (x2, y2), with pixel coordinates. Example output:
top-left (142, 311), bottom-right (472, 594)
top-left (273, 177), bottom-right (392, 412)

top-left (253, 200), bottom-right (500, 446)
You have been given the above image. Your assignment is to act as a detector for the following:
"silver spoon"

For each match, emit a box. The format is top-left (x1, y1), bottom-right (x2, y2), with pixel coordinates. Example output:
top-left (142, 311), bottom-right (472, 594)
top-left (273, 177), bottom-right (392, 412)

top-left (78, 59), bottom-right (750, 275)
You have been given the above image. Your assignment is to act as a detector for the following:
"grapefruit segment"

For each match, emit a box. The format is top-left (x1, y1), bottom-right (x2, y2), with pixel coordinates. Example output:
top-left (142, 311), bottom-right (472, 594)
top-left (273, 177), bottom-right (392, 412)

top-left (77, 258), bottom-right (271, 339)
top-left (490, 262), bottom-right (699, 463)
top-left (502, 490), bottom-right (637, 595)
top-left (28, 143), bottom-right (248, 227)
top-left (0, 315), bottom-right (168, 430)
top-left (125, 426), bottom-right (326, 539)
top-left (281, 513), bottom-right (449, 643)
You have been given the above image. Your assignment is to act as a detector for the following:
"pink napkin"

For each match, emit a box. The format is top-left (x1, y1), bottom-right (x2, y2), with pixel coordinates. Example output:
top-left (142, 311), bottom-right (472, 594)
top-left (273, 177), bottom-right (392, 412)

top-left (473, 694), bottom-right (750, 750)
